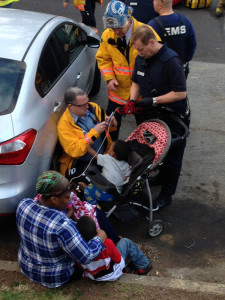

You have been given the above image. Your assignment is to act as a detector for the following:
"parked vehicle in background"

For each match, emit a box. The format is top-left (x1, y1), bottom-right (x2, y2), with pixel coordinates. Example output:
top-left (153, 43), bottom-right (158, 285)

top-left (0, 9), bottom-right (101, 215)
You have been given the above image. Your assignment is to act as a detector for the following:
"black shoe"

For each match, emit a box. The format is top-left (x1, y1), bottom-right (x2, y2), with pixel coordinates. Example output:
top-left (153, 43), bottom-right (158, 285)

top-left (153, 194), bottom-right (172, 211)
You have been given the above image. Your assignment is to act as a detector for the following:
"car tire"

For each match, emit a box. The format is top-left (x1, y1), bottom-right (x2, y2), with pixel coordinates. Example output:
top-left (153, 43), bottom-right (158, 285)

top-left (89, 62), bottom-right (101, 97)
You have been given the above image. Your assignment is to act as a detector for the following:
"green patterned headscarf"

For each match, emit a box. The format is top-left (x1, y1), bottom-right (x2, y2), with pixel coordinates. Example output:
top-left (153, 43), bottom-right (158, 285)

top-left (36, 170), bottom-right (70, 196)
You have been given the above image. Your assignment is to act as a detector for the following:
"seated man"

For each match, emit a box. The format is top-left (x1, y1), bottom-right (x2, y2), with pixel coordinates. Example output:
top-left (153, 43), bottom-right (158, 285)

top-left (57, 87), bottom-right (117, 182)
top-left (16, 170), bottom-right (107, 288)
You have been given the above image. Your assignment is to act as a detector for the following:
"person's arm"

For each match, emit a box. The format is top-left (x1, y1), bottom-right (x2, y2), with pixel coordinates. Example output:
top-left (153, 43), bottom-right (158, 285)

top-left (104, 239), bottom-right (121, 263)
top-left (130, 81), bottom-right (141, 100)
top-left (130, 60), bottom-right (141, 100)
top-left (161, 57), bottom-right (187, 103)
top-left (96, 31), bottom-right (116, 85)
top-left (153, 91), bottom-right (187, 105)
top-left (58, 222), bottom-right (106, 265)
top-left (87, 144), bottom-right (98, 160)
top-left (135, 57), bottom-right (187, 108)
top-left (63, 0), bottom-right (69, 8)
top-left (66, 205), bottom-right (74, 219)
top-left (57, 108), bottom-right (107, 159)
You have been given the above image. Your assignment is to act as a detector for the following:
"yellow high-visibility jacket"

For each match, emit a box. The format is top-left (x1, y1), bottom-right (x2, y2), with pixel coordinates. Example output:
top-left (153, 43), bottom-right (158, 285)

top-left (57, 102), bottom-right (112, 175)
top-left (96, 17), bottom-right (161, 105)
top-left (0, 0), bottom-right (19, 6)
top-left (73, 0), bottom-right (103, 11)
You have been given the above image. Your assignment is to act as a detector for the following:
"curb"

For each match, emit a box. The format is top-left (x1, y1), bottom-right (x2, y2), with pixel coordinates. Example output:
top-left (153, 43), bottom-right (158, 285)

top-left (1, 261), bottom-right (225, 296)
top-left (119, 274), bottom-right (225, 296)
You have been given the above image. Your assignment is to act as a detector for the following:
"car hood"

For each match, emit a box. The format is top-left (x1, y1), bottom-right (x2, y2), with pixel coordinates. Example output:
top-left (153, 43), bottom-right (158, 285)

top-left (0, 114), bottom-right (14, 143)
top-left (0, 9), bottom-right (55, 61)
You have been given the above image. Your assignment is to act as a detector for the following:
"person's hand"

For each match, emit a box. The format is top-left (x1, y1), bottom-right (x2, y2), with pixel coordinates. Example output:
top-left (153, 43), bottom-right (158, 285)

top-left (107, 79), bottom-right (119, 91)
top-left (87, 144), bottom-right (93, 152)
top-left (105, 115), bottom-right (117, 127)
top-left (94, 121), bottom-right (107, 134)
top-left (63, 2), bottom-right (69, 8)
top-left (134, 97), bottom-right (153, 108)
top-left (97, 229), bottom-right (107, 243)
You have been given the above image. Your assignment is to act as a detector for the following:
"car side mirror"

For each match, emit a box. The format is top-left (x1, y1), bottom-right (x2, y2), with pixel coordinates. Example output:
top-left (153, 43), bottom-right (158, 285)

top-left (87, 36), bottom-right (100, 48)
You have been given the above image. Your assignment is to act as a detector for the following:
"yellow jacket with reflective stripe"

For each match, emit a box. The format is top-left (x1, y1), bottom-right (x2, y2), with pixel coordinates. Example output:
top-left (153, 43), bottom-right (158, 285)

top-left (73, 0), bottom-right (103, 11)
top-left (0, 0), bottom-right (19, 6)
top-left (57, 102), bottom-right (112, 176)
top-left (73, 0), bottom-right (85, 11)
top-left (96, 17), bottom-right (161, 105)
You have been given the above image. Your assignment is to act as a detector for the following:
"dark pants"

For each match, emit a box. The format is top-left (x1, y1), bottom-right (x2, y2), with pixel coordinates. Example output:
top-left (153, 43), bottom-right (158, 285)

top-left (106, 100), bottom-right (123, 141)
top-left (96, 208), bottom-right (120, 244)
top-left (159, 139), bottom-right (186, 196)
top-left (134, 109), bottom-right (189, 197)
top-left (80, 0), bottom-right (96, 27)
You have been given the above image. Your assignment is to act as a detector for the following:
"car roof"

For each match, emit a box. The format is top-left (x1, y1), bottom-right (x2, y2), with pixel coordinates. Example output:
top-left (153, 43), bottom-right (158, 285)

top-left (0, 9), bottom-right (58, 61)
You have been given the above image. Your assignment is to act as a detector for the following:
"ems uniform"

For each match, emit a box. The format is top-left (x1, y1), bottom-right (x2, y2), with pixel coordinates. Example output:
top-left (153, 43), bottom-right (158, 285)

top-left (96, 16), bottom-right (160, 139)
top-left (132, 44), bottom-right (189, 196)
top-left (122, 0), bottom-right (158, 23)
top-left (148, 13), bottom-right (197, 77)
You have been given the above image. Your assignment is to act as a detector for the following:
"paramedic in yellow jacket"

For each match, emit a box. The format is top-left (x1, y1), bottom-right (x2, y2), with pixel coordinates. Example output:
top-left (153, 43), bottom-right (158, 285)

top-left (0, 0), bottom-right (19, 8)
top-left (96, 0), bottom-right (160, 140)
top-left (57, 87), bottom-right (117, 182)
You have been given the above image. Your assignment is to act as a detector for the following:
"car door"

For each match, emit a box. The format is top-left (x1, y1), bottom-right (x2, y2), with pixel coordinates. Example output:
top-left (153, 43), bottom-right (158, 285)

top-left (35, 22), bottom-right (96, 124)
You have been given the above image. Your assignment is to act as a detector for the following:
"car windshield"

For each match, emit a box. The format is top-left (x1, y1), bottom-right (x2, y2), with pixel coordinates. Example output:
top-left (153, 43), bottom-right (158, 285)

top-left (0, 58), bottom-right (25, 116)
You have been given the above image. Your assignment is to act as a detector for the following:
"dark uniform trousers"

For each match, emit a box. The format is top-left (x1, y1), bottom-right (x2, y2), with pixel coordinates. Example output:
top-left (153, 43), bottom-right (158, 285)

top-left (81, 0), bottom-right (96, 27)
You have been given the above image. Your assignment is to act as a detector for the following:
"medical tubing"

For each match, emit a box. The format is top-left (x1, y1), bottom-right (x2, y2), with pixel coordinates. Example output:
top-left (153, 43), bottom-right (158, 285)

top-left (69, 111), bottom-right (115, 182)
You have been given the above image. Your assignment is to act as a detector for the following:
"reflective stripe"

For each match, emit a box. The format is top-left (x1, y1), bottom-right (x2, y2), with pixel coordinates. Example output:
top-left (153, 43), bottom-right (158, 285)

top-left (114, 65), bottom-right (134, 75)
top-left (108, 91), bottom-right (128, 105)
top-left (84, 135), bottom-right (92, 144)
top-left (75, 5), bottom-right (85, 11)
top-left (100, 68), bottom-right (114, 76)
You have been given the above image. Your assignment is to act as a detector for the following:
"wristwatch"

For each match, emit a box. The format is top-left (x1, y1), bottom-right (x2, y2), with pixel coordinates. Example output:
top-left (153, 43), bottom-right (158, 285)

top-left (152, 97), bottom-right (157, 106)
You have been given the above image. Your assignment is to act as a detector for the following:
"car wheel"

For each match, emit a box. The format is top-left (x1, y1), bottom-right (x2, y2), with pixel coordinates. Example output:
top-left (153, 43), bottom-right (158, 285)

top-left (89, 62), bottom-right (101, 97)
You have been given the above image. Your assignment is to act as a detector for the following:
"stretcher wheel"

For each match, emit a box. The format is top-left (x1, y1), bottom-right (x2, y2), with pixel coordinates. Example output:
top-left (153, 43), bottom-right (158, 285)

top-left (148, 220), bottom-right (164, 237)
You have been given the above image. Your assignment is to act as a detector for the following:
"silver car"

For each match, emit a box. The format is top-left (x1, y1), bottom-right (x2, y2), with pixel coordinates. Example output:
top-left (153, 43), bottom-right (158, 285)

top-left (0, 9), bottom-right (101, 215)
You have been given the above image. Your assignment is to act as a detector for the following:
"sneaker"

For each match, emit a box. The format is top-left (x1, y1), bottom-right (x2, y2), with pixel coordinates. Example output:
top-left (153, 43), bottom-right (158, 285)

top-left (153, 194), bottom-right (172, 211)
top-left (123, 262), bottom-right (138, 274)
top-left (137, 263), bottom-right (152, 275)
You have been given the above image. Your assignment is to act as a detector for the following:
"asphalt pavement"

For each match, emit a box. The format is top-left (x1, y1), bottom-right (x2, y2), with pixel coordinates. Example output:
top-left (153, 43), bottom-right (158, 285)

top-left (2, 0), bottom-right (225, 296)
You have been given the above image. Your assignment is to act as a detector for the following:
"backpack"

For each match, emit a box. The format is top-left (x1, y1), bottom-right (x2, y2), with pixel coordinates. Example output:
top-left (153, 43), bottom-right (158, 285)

top-left (185, 0), bottom-right (212, 9)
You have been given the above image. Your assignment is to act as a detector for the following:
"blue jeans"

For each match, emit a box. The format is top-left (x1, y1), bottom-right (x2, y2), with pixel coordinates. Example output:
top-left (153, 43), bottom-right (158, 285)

top-left (116, 238), bottom-right (150, 270)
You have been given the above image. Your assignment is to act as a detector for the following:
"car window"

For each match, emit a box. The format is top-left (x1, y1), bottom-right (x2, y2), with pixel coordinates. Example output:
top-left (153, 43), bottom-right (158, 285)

top-left (0, 58), bottom-right (25, 116)
top-left (64, 24), bottom-right (87, 62)
top-left (36, 23), bottom-right (87, 96)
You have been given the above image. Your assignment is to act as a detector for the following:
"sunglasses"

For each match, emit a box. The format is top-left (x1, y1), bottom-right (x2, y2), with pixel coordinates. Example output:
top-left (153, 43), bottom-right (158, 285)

top-left (68, 102), bottom-right (89, 107)
top-left (52, 184), bottom-right (72, 197)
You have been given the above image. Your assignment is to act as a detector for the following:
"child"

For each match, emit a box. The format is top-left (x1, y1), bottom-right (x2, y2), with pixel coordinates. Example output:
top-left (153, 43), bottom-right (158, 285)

top-left (76, 216), bottom-right (152, 281)
top-left (80, 139), bottom-right (132, 205)
top-left (33, 190), bottom-right (120, 244)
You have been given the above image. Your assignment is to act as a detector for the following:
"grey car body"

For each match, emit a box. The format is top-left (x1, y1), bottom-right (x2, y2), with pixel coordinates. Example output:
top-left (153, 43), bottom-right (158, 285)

top-left (0, 9), bottom-right (100, 215)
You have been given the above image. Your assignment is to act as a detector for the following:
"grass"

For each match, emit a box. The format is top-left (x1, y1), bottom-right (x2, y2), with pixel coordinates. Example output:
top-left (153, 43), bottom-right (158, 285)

top-left (0, 283), bottom-right (84, 300)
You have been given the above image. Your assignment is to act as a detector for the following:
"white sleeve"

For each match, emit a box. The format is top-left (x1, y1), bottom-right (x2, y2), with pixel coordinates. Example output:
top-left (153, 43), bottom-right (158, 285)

top-left (97, 154), bottom-right (108, 167)
top-left (125, 164), bottom-right (132, 177)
